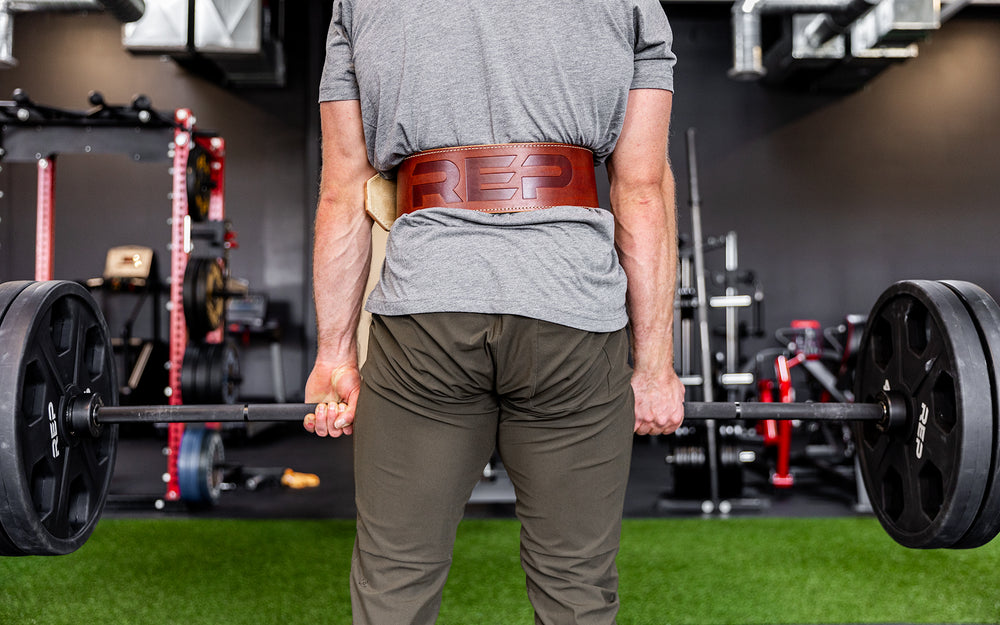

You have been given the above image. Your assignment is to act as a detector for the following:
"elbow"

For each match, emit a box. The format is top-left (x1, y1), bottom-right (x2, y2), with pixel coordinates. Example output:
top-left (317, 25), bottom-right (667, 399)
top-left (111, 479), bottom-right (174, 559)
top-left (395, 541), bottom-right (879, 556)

top-left (610, 180), bottom-right (667, 213)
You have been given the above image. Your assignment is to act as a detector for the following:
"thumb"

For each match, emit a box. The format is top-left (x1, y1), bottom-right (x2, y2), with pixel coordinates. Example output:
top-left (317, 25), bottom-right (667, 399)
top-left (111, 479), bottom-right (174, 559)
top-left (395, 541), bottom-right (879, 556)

top-left (331, 366), bottom-right (362, 407)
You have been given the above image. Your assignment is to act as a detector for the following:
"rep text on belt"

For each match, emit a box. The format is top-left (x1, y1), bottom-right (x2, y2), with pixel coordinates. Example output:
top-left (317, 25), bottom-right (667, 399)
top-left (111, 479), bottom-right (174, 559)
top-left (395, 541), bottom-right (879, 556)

top-left (365, 143), bottom-right (599, 230)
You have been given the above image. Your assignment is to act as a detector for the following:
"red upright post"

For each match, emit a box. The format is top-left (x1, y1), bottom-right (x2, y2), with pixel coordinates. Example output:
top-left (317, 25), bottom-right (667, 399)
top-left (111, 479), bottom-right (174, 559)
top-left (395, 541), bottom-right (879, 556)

top-left (35, 157), bottom-right (56, 281)
top-left (164, 109), bottom-right (197, 502)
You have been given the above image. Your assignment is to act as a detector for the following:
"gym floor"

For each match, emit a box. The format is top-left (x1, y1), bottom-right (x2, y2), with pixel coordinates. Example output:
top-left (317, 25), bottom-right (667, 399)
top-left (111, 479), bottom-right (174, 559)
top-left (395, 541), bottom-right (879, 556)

top-left (105, 422), bottom-right (864, 521)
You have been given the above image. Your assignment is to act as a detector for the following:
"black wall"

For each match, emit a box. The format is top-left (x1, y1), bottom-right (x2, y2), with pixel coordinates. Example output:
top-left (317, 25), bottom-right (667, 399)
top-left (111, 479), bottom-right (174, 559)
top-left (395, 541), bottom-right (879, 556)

top-left (1, 5), bottom-right (998, 396)
top-left (665, 6), bottom-right (1000, 366)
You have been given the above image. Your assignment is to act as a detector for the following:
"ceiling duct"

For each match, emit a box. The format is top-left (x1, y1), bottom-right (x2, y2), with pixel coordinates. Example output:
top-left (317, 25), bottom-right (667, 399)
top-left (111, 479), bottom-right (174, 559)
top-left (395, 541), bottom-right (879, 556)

top-left (0, 0), bottom-right (144, 67)
top-left (729, 0), bottom-right (941, 90)
top-left (122, 0), bottom-right (285, 87)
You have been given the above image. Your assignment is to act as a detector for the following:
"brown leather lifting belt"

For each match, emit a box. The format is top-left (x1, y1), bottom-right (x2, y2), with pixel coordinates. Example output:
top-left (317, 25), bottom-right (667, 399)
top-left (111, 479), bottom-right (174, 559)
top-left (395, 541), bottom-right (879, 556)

top-left (396, 143), bottom-right (599, 216)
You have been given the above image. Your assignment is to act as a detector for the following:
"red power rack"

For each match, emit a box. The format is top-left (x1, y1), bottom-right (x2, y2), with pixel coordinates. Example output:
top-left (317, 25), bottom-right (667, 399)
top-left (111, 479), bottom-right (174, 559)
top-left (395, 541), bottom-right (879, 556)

top-left (164, 109), bottom-right (228, 502)
top-left (6, 93), bottom-right (230, 506)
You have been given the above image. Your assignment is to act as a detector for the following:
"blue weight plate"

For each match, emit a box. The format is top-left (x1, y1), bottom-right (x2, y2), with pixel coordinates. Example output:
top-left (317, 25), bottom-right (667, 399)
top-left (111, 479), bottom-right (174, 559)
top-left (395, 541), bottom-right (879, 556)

top-left (178, 427), bottom-right (224, 507)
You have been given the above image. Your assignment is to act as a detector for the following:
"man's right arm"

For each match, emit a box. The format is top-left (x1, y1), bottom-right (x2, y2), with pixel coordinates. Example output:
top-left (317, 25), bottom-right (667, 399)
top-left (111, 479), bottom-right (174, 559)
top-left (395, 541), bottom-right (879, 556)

top-left (303, 99), bottom-right (377, 437)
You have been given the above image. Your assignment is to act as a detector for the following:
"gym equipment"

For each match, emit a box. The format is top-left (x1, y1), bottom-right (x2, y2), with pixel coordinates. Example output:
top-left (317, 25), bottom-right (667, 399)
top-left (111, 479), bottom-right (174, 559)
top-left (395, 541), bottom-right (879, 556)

top-left (667, 423), bottom-right (757, 503)
top-left (183, 257), bottom-right (227, 337)
top-left (185, 145), bottom-right (214, 222)
top-left (749, 316), bottom-right (867, 508)
top-left (2, 278), bottom-right (1000, 554)
top-left (180, 342), bottom-right (241, 405)
top-left (0, 281), bottom-right (119, 556)
top-left (1, 90), bottom-right (232, 506)
top-left (84, 246), bottom-right (168, 406)
top-left (177, 427), bottom-right (225, 507)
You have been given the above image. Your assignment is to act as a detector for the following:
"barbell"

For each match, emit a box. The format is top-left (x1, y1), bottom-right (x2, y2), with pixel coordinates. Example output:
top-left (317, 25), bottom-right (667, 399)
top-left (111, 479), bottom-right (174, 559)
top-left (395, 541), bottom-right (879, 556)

top-left (1, 278), bottom-right (999, 556)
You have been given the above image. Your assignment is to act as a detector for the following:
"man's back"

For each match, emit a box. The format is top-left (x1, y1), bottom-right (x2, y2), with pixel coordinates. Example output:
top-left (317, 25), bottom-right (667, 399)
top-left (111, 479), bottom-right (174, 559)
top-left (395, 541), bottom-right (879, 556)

top-left (321, 0), bottom-right (676, 332)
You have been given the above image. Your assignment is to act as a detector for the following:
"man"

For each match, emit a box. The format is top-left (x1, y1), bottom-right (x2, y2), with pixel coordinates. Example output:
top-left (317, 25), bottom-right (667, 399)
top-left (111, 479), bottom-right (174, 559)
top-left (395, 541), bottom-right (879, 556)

top-left (304, 1), bottom-right (685, 623)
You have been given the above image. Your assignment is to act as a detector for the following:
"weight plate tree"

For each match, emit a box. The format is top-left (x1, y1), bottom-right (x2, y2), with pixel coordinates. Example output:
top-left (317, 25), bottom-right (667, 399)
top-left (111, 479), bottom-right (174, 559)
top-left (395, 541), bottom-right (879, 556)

top-left (2, 278), bottom-right (1000, 555)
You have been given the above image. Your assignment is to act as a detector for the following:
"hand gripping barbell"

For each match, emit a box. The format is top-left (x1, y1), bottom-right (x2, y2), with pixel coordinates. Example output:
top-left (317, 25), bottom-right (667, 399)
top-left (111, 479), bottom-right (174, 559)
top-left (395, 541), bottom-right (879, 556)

top-left (1, 278), bottom-right (999, 556)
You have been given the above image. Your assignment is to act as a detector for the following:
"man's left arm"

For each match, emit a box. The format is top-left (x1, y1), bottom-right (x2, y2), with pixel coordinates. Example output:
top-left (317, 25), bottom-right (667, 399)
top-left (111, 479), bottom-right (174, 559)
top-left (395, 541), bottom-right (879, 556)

top-left (607, 88), bottom-right (685, 435)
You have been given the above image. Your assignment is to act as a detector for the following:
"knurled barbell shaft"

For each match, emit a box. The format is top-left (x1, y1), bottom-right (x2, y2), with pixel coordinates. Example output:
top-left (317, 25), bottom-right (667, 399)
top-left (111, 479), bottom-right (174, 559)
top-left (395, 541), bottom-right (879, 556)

top-left (96, 403), bottom-right (315, 425)
top-left (93, 400), bottom-right (886, 426)
top-left (682, 401), bottom-right (885, 422)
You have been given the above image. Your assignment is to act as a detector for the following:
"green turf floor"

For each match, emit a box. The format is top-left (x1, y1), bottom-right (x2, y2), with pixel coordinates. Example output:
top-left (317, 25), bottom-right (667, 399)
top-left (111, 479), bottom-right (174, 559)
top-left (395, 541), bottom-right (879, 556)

top-left (2, 517), bottom-right (998, 624)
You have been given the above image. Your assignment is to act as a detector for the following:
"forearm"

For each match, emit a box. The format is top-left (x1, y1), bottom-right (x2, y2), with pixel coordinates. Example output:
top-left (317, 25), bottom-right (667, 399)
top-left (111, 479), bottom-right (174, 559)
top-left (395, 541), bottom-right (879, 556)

top-left (313, 191), bottom-right (372, 365)
top-left (612, 170), bottom-right (678, 375)
top-left (312, 99), bottom-right (377, 366)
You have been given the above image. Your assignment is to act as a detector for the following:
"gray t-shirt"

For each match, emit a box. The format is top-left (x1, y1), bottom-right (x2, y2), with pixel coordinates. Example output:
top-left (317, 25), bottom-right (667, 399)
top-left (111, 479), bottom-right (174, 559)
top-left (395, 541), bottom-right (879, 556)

top-left (320, 0), bottom-right (676, 332)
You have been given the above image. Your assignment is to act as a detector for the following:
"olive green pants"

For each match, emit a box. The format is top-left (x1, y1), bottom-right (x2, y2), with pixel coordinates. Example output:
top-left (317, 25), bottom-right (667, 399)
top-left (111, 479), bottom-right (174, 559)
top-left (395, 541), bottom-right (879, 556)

top-left (351, 313), bottom-right (635, 625)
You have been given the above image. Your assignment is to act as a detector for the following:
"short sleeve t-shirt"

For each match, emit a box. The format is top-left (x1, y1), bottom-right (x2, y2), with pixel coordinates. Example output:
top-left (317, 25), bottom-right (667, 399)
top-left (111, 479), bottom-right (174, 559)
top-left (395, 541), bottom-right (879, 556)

top-left (320, 0), bottom-right (676, 332)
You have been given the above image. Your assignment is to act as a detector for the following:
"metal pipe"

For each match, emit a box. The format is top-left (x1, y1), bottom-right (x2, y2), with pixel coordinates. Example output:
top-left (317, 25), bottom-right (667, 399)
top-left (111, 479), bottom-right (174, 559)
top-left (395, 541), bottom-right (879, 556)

top-left (4, 0), bottom-right (143, 22)
top-left (0, 3), bottom-right (14, 68)
top-left (686, 127), bottom-right (721, 507)
top-left (0, 0), bottom-right (144, 67)
top-left (940, 0), bottom-right (973, 22)
top-left (687, 128), bottom-right (713, 407)
top-left (724, 231), bottom-right (739, 402)
top-left (96, 0), bottom-right (143, 23)
top-left (803, 0), bottom-right (879, 47)
top-left (5, 0), bottom-right (98, 9)
top-left (729, 0), bottom-right (855, 79)
top-left (729, 5), bottom-right (764, 79)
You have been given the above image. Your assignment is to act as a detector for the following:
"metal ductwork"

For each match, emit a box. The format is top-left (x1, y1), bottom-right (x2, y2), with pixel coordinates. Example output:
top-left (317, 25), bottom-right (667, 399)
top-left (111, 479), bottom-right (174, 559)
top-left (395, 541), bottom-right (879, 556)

top-left (730, 0), bottom-right (857, 79)
top-left (0, 0), bottom-right (144, 67)
top-left (729, 0), bottom-right (941, 90)
top-left (122, 0), bottom-right (286, 87)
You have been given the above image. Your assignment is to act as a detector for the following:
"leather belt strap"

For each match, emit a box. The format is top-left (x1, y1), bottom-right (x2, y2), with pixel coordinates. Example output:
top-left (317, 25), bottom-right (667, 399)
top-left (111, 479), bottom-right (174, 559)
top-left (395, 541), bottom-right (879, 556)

top-left (396, 143), bottom-right (599, 216)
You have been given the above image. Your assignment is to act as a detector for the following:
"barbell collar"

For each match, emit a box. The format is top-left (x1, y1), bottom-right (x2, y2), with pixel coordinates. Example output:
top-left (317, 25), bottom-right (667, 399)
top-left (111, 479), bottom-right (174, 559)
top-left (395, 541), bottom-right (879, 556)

top-left (67, 391), bottom-right (104, 438)
top-left (90, 399), bottom-right (887, 426)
